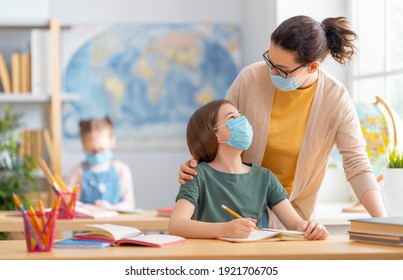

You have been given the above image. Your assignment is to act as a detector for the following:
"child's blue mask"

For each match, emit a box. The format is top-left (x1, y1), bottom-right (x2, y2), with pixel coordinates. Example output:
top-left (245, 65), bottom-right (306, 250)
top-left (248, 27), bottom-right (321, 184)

top-left (214, 115), bottom-right (253, 150)
top-left (85, 149), bottom-right (113, 165)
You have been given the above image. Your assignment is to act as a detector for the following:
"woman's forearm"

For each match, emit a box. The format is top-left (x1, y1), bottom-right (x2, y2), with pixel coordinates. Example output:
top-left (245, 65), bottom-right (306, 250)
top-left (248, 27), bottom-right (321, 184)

top-left (360, 189), bottom-right (387, 217)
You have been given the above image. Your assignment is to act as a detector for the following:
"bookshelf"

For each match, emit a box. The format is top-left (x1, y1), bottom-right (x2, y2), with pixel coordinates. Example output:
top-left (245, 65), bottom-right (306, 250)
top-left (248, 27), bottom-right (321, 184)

top-left (0, 18), bottom-right (65, 177)
top-left (0, 94), bottom-right (79, 103)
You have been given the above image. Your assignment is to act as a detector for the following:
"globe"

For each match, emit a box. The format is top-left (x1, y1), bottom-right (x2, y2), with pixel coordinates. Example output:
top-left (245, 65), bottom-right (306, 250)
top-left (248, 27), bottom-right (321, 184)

top-left (331, 97), bottom-right (401, 179)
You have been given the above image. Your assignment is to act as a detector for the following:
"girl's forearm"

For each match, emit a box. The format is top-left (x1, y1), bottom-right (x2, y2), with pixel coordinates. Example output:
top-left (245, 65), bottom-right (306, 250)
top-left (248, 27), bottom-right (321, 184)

top-left (169, 218), bottom-right (225, 238)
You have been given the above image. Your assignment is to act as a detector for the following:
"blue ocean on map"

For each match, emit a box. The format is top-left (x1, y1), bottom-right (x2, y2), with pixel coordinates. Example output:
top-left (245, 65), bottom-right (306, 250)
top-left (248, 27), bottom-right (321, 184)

top-left (62, 23), bottom-right (241, 149)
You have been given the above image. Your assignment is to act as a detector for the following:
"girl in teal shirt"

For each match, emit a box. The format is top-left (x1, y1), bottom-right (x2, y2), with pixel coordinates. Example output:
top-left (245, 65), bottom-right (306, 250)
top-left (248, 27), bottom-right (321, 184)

top-left (169, 99), bottom-right (328, 239)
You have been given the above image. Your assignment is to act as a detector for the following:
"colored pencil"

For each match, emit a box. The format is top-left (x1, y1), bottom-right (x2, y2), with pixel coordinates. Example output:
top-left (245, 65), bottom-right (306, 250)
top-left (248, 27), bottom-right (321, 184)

top-left (13, 193), bottom-right (44, 250)
top-left (221, 204), bottom-right (259, 230)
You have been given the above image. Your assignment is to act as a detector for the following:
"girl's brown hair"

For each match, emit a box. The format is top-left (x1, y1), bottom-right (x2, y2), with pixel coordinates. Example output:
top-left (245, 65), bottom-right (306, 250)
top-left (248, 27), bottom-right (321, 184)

top-left (79, 116), bottom-right (113, 137)
top-left (271, 15), bottom-right (356, 65)
top-left (186, 99), bottom-right (232, 162)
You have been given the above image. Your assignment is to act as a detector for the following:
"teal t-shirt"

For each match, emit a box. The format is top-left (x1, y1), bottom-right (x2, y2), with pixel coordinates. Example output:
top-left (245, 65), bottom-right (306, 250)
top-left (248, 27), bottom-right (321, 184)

top-left (176, 162), bottom-right (288, 227)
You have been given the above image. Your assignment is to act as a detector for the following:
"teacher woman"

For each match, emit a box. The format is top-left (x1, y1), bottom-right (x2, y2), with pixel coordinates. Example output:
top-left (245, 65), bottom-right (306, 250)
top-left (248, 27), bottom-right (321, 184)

top-left (178, 15), bottom-right (387, 229)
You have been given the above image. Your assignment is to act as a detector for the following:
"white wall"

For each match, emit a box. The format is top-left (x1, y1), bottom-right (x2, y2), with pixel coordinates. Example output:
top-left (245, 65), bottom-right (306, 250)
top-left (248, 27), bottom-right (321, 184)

top-left (51, 0), bottom-right (242, 25)
top-left (240, 0), bottom-right (277, 65)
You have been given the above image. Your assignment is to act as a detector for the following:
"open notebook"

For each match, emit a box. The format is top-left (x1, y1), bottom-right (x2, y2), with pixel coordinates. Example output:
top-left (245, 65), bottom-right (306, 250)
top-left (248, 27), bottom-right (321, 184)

top-left (218, 228), bottom-right (306, 243)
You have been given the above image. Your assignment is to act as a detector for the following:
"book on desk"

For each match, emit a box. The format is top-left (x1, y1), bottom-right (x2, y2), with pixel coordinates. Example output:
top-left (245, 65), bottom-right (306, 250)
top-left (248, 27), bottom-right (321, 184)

top-left (71, 223), bottom-right (185, 247)
top-left (74, 202), bottom-right (144, 218)
top-left (54, 238), bottom-right (111, 249)
top-left (349, 216), bottom-right (403, 246)
top-left (157, 207), bottom-right (173, 217)
top-left (74, 202), bottom-right (119, 219)
top-left (218, 228), bottom-right (305, 243)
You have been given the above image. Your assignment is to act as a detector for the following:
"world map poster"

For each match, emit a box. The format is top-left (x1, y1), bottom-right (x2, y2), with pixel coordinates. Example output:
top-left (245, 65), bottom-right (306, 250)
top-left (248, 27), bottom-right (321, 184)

top-left (61, 23), bottom-right (241, 150)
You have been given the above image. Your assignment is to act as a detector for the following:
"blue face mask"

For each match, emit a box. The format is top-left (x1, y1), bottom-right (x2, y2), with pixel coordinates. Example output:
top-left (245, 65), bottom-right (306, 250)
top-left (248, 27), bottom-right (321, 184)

top-left (214, 115), bottom-right (253, 150)
top-left (269, 67), bottom-right (308, 92)
top-left (85, 150), bottom-right (113, 165)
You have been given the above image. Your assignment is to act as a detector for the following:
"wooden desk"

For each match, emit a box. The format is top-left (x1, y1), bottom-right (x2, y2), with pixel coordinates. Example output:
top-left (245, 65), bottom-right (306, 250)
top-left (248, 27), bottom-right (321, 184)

top-left (0, 210), bottom-right (169, 233)
top-left (0, 236), bottom-right (402, 260)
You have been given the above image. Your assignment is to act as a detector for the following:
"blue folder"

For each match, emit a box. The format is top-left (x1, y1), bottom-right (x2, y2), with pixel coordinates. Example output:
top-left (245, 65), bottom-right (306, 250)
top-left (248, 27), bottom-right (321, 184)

top-left (54, 238), bottom-right (111, 249)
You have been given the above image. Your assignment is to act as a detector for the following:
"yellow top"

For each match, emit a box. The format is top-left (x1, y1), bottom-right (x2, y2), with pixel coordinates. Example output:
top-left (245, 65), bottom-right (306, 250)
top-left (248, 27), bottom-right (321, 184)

top-left (262, 82), bottom-right (317, 195)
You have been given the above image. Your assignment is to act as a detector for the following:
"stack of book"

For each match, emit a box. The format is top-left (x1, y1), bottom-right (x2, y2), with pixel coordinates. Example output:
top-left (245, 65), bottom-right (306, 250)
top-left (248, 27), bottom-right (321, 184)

top-left (157, 207), bottom-right (173, 217)
top-left (74, 202), bottom-right (119, 219)
top-left (19, 129), bottom-right (44, 161)
top-left (349, 217), bottom-right (403, 246)
top-left (0, 53), bottom-right (31, 94)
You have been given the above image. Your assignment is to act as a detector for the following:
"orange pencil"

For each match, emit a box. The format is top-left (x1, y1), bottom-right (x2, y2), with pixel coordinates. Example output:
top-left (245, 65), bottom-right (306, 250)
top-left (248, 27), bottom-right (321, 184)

top-left (38, 158), bottom-right (71, 217)
top-left (221, 204), bottom-right (259, 230)
top-left (38, 200), bottom-right (46, 228)
top-left (29, 205), bottom-right (42, 232)
top-left (69, 184), bottom-right (79, 212)
top-left (28, 206), bottom-right (45, 243)
top-left (41, 196), bottom-right (61, 245)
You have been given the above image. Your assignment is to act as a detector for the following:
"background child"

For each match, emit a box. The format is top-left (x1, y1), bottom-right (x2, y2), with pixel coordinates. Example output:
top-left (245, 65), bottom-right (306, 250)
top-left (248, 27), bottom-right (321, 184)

top-left (169, 99), bottom-right (328, 240)
top-left (68, 116), bottom-right (136, 210)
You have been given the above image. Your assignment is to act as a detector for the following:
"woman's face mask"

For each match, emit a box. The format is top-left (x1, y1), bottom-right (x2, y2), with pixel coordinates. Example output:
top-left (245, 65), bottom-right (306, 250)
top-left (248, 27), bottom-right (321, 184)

top-left (269, 66), bottom-right (309, 91)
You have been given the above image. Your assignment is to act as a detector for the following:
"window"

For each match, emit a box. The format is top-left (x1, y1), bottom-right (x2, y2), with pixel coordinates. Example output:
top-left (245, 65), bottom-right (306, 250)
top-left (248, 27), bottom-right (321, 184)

top-left (351, 0), bottom-right (403, 119)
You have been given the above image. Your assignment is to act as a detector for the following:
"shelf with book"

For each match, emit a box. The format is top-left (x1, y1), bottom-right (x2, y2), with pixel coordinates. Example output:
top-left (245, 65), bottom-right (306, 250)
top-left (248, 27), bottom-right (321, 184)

top-left (0, 93), bottom-right (80, 103)
top-left (0, 19), bottom-right (50, 28)
top-left (0, 18), bottom-right (63, 179)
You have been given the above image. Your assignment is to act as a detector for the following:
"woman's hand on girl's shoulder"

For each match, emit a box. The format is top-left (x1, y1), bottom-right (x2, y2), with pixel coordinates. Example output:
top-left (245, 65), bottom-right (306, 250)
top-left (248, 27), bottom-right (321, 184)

top-left (178, 159), bottom-right (198, 185)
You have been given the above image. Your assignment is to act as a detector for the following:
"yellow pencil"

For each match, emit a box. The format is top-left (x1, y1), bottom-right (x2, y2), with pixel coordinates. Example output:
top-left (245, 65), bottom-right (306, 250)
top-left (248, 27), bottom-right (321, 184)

top-left (221, 204), bottom-right (259, 230)
top-left (54, 175), bottom-right (68, 192)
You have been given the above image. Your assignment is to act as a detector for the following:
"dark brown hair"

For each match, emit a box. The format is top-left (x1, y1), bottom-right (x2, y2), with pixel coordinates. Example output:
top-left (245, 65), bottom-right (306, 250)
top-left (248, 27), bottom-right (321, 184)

top-left (186, 99), bottom-right (232, 162)
top-left (271, 15), bottom-right (357, 65)
top-left (79, 116), bottom-right (113, 138)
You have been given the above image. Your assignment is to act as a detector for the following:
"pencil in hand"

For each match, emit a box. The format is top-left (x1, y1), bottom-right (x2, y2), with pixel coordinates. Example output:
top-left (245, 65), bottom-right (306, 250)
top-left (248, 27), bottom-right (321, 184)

top-left (221, 204), bottom-right (259, 230)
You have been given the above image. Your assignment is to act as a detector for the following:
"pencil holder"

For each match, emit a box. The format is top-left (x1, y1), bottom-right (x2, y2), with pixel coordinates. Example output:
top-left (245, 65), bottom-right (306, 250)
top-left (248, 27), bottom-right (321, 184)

top-left (23, 211), bottom-right (56, 252)
top-left (56, 191), bottom-right (77, 219)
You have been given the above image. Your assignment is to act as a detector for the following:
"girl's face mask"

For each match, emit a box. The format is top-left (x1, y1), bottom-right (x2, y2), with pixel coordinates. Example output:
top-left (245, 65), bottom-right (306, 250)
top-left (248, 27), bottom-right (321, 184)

top-left (85, 149), bottom-right (113, 165)
top-left (214, 115), bottom-right (253, 150)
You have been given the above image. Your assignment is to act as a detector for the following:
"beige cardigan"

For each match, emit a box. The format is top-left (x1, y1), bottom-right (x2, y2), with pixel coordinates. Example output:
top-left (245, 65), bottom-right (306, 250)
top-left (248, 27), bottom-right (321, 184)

top-left (226, 61), bottom-right (379, 229)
